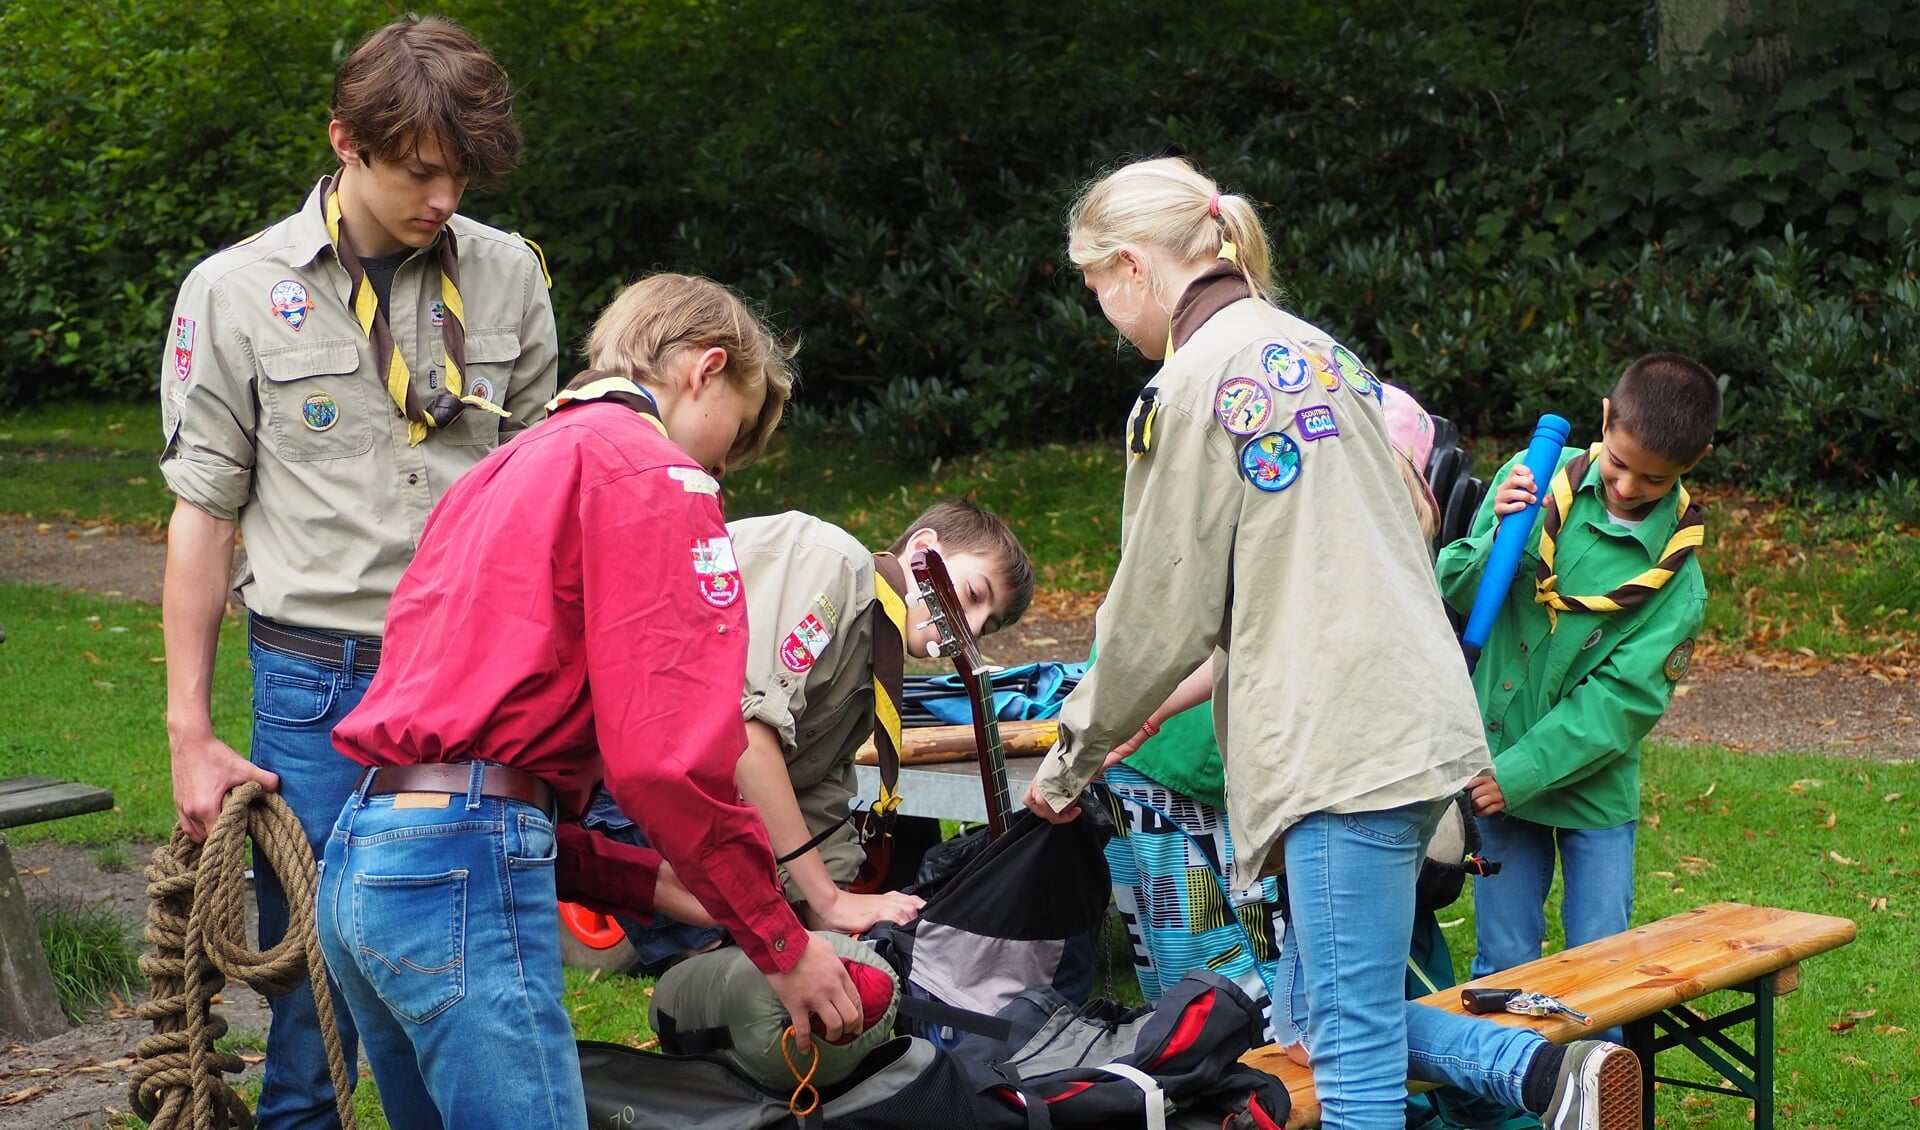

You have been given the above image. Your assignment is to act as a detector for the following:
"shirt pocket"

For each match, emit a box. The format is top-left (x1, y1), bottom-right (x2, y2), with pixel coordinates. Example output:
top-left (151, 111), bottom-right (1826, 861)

top-left (257, 339), bottom-right (374, 462)
top-left (443, 327), bottom-right (521, 447)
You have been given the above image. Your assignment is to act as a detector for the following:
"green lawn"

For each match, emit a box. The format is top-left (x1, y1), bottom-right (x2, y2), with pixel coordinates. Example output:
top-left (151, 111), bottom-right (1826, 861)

top-left (5, 401), bottom-right (1918, 1127)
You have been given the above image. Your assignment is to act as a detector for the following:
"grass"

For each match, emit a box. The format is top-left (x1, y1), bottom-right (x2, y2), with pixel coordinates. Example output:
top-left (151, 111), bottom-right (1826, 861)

top-left (34, 895), bottom-right (143, 1021)
top-left (5, 402), bottom-right (1918, 1126)
top-left (0, 580), bottom-right (250, 845)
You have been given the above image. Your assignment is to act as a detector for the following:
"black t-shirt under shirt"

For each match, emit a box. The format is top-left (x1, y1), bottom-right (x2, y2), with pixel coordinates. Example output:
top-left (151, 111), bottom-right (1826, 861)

top-left (359, 249), bottom-right (410, 318)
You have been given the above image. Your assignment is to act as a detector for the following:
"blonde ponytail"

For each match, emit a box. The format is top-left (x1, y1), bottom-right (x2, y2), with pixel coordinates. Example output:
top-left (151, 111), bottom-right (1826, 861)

top-left (1066, 157), bottom-right (1276, 299)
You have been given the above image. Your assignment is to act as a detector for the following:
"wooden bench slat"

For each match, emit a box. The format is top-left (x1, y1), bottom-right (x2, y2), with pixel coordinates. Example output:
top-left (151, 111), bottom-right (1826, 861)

top-left (1244, 902), bottom-right (1857, 1129)
top-left (0, 779), bottom-right (115, 829)
top-left (0, 776), bottom-right (70, 797)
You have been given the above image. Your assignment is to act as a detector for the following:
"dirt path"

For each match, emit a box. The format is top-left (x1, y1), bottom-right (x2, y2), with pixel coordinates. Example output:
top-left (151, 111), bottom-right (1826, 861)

top-left (1, 514), bottom-right (1914, 1126)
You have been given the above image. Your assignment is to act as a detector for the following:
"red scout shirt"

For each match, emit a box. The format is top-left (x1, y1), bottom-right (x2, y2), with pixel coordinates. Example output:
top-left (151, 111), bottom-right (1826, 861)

top-left (332, 398), bottom-right (809, 975)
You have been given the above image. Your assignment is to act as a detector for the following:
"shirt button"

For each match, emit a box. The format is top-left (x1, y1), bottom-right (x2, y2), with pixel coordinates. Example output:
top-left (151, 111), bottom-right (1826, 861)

top-left (407, 473), bottom-right (419, 485)
top-left (1489, 722), bottom-right (1502, 733)
top-left (1503, 681), bottom-right (1513, 691)
top-left (774, 938), bottom-right (787, 952)
top-left (1518, 642), bottom-right (1528, 653)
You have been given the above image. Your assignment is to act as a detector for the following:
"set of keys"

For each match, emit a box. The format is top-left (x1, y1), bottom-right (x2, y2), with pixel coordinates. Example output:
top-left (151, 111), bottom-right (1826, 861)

top-left (1461, 987), bottom-right (1593, 1026)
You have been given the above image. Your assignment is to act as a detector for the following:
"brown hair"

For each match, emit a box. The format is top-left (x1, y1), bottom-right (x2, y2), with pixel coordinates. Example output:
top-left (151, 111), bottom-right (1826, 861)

top-left (586, 273), bottom-right (795, 470)
top-left (331, 15), bottom-right (521, 183)
top-left (1608, 352), bottom-right (1722, 461)
top-left (1067, 157), bottom-right (1277, 301)
top-left (889, 499), bottom-right (1035, 630)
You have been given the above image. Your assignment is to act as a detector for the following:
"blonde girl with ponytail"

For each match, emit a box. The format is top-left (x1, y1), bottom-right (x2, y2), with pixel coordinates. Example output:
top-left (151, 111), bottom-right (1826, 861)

top-left (1024, 157), bottom-right (1641, 1129)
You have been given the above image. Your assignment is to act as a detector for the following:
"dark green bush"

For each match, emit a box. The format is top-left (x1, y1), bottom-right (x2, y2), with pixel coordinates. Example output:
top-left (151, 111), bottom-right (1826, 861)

top-left (2, 0), bottom-right (1913, 490)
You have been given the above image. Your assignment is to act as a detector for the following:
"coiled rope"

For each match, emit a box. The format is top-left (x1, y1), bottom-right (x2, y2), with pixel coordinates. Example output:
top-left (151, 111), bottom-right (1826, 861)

top-left (131, 782), bottom-right (356, 1129)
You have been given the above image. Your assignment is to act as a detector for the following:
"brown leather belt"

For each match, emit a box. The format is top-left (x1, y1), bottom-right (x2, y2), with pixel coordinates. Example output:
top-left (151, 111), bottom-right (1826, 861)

top-left (363, 762), bottom-right (556, 821)
top-left (251, 616), bottom-right (382, 674)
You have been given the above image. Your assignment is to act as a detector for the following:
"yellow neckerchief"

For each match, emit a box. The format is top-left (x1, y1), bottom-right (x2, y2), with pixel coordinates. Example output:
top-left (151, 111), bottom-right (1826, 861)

top-left (545, 374), bottom-right (668, 437)
top-left (1534, 442), bottom-right (1705, 631)
top-left (323, 174), bottom-right (509, 446)
top-left (866, 553), bottom-right (910, 821)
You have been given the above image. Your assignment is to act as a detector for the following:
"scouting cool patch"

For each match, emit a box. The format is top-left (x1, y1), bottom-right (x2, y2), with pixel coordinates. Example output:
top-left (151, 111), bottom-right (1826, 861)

top-left (780, 612), bottom-right (833, 673)
top-left (1664, 638), bottom-right (1695, 682)
top-left (690, 536), bottom-right (743, 608)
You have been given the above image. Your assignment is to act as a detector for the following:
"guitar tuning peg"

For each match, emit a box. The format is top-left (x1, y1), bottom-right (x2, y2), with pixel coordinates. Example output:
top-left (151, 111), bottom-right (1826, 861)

top-left (926, 640), bottom-right (942, 658)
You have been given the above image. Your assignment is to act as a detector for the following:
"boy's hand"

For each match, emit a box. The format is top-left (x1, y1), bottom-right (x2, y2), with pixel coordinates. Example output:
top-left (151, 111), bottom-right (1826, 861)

top-left (1466, 771), bottom-right (1506, 816)
top-left (1022, 778), bottom-right (1081, 824)
top-left (766, 935), bottom-right (861, 1053)
top-left (1492, 465), bottom-right (1538, 518)
top-left (801, 888), bottom-right (925, 935)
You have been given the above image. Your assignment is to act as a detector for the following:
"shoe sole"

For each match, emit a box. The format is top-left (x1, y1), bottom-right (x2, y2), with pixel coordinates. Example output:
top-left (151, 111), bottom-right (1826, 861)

top-left (1591, 1043), bottom-right (1643, 1130)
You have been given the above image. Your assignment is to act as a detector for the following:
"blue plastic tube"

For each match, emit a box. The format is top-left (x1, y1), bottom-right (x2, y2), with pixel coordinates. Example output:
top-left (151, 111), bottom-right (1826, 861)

top-left (1460, 414), bottom-right (1571, 670)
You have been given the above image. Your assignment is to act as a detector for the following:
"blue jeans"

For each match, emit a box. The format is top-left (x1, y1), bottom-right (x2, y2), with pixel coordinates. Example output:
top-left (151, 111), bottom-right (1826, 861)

top-left (316, 766), bottom-right (586, 1130)
top-left (581, 788), bottom-right (727, 968)
top-left (1276, 802), bottom-right (1549, 1127)
top-left (248, 630), bottom-right (373, 1130)
top-left (1471, 814), bottom-right (1636, 1044)
top-left (1470, 815), bottom-right (1636, 976)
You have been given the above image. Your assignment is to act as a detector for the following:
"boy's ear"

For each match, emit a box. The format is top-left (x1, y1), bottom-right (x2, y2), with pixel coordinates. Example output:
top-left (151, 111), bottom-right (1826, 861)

top-left (686, 346), bottom-right (729, 394)
top-left (1681, 442), bottom-right (1714, 475)
top-left (1599, 397), bottom-right (1612, 434)
top-left (902, 527), bottom-right (940, 555)
top-left (327, 121), bottom-right (359, 166)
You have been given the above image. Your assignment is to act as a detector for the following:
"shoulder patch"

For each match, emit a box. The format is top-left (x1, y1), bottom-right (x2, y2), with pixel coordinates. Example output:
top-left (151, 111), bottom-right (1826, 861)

top-left (780, 612), bottom-right (833, 673)
top-left (1259, 339), bottom-right (1314, 394)
top-left (669, 465), bottom-right (720, 495)
top-left (171, 316), bottom-right (197, 380)
top-left (1214, 376), bottom-right (1272, 435)
top-left (1663, 638), bottom-right (1695, 682)
top-left (1241, 431), bottom-right (1302, 492)
top-left (690, 536), bottom-right (742, 607)
top-left (1295, 404), bottom-right (1338, 441)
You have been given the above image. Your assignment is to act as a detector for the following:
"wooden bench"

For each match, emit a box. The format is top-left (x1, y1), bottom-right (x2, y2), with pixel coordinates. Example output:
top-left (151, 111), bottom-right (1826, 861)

top-left (0, 775), bottom-right (116, 1040)
top-left (1243, 902), bottom-right (1857, 1130)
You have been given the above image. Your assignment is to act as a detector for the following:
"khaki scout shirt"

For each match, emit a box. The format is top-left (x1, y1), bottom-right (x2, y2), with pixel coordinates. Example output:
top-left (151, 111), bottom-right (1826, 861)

top-left (158, 178), bottom-right (559, 637)
top-left (1031, 298), bottom-right (1490, 888)
top-left (734, 511), bottom-right (879, 889)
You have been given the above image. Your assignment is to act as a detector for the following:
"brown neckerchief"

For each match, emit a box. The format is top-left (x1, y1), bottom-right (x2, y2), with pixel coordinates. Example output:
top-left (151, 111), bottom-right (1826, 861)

top-left (866, 552), bottom-right (909, 819)
top-left (1170, 259), bottom-right (1257, 351)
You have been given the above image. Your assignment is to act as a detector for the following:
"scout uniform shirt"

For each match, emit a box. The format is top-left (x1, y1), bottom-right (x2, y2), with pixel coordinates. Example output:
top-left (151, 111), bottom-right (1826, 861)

top-left (733, 511), bottom-right (885, 897)
top-left (1435, 446), bottom-right (1707, 829)
top-left (158, 177), bottom-right (560, 638)
top-left (333, 398), bottom-right (811, 977)
top-left (1030, 290), bottom-right (1488, 890)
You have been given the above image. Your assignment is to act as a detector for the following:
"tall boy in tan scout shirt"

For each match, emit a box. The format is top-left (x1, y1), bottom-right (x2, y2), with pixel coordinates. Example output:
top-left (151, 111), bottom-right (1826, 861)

top-left (157, 16), bottom-right (557, 1127)
top-left (584, 500), bottom-right (1033, 960)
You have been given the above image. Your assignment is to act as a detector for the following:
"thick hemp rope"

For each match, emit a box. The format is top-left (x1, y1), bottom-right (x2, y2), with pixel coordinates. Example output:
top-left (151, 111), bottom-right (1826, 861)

top-left (132, 782), bottom-right (357, 1129)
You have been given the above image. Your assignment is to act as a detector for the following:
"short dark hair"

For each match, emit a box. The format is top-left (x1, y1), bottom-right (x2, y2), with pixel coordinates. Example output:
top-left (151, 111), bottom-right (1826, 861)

top-left (1608, 353), bottom-right (1722, 461)
top-left (331, 15), bottom-right (521, 183)
top-left (889, 499), bottom-right (1035, 629)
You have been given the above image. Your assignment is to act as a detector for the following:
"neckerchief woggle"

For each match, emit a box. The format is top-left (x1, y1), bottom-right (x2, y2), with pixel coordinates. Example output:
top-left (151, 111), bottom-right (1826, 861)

top-left (323, 173), bottom-right (511, 446)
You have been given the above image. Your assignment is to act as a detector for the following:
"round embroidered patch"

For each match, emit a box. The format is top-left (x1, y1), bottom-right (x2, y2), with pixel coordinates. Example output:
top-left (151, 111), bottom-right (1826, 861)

top-left (1330, 344), bottom-right (1375, 397)
top-left (1259, 340), bottom-right (1313, 394)
top-left (1214, 377), bottom-right (1273, 435)
top-left (1664, 638), bottom-right (1695, 682)
top-left (1240, 431), bottom-right (1302, 492)
top-left (469, 377), bottom-right (494, 403)
top-left (301, 393), bottom-right (339, 432)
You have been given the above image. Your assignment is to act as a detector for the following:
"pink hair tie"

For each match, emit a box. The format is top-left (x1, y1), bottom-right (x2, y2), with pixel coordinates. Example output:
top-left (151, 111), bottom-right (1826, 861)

top-left (1207, 192), bottom-right (1222, 218)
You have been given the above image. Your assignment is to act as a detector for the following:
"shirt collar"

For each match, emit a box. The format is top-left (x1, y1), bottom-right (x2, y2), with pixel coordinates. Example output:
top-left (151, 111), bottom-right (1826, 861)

top-left (288, 173), bottom-right (451, 270)
top-left (1170, 259), bottom-right (1255, 351)
top-left (1575, 454), bottom-right (1685, 557)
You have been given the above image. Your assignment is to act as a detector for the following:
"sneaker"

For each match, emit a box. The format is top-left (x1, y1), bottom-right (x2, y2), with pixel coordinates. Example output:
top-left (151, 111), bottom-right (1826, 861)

top-left (1542, 1040), bottom-right (1642, 1130)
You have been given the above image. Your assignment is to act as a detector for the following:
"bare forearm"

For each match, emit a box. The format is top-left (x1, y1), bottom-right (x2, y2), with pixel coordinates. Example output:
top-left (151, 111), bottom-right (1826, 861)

top-left (162, 498), bottom-right (236, 742)
top-left (735, 732), bottom-right (841, 910)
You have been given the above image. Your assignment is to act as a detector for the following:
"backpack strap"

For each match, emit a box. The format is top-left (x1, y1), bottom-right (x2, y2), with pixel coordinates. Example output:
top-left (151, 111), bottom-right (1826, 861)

top-left (653, 1012), bottom-right (735, 1056)
top-left (1098, 1063), bottom-right (1168, 1130)
top-left (892, 993), bottom-right (1014, 1042)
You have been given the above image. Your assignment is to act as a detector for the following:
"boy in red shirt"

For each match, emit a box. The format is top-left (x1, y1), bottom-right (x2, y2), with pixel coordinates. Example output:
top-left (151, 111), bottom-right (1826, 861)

top-left (320, 275), bottom-right (857, 1129)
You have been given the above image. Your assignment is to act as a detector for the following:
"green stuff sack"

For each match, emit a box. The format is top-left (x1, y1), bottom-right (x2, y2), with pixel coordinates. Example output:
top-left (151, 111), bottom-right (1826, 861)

top-left (649, 931), bottom-right (899, 1088)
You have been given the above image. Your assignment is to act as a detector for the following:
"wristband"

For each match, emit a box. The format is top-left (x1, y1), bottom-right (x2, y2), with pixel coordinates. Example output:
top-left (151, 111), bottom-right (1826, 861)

top-left (1139, 719), bottom-right (1160, 739)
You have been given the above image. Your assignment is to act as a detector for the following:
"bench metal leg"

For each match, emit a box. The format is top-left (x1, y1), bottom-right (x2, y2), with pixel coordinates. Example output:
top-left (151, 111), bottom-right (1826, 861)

top-left (1629, 973), bottom-right (1777, 1130)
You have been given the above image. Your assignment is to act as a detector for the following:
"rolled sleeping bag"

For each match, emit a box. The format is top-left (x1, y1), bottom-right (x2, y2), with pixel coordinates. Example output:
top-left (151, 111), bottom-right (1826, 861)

top-left (649, 930), bottom-right (899, 1087)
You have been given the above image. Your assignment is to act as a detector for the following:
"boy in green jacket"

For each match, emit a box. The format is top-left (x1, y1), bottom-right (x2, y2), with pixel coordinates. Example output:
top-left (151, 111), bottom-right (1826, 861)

top-left (1435, 353), bottom-right (1721, 983)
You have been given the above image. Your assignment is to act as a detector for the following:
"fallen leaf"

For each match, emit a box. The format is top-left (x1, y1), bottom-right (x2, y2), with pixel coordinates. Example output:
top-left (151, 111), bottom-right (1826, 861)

top-left (1870, 897), bottom-right (1889, 912)
top-left (1, 1085), bottom-right (49, 1105)
top-left (1023, 636), bottom-right (1060, 647)
top-left (1823, 811), bottom-right (1839, 829)
top-left (1830, 851), bottom-right (1858, 866)
top-left (239, 1054), bottom-right (264, 1066)
top-left (18, 866), bottom-right (50, 876)
top-left (1887, 793), bottom-right (1904, 803)
top-left (1829, 1019), bottom-right (1857, 1033)
top-left (1836, 1053), bottom-right (1871, 1068)
top-left (81, 650), bottom-right (101, 664)
top-left (1876, 1025), bottom-right (1908, 1036)
top-left (1846, 1009), bottom-right (1878, 1019)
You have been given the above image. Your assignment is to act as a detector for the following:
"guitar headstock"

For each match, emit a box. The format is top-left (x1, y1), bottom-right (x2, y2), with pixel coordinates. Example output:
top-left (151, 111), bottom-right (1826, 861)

top-left (908, 547), bottom-right (1001, 683)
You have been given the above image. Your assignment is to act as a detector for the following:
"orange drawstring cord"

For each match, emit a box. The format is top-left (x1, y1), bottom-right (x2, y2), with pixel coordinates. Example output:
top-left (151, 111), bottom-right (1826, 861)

top-left (782, 1026), bottom-right (821, 1117)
